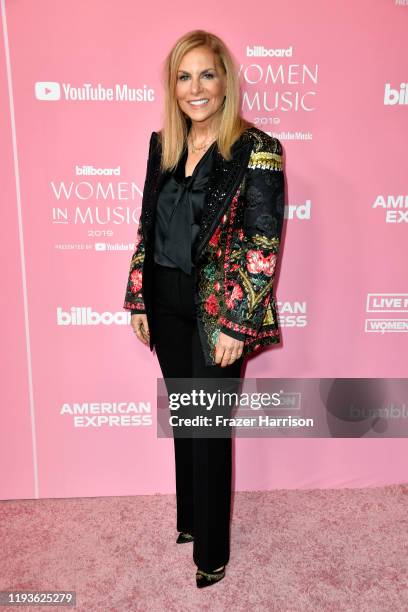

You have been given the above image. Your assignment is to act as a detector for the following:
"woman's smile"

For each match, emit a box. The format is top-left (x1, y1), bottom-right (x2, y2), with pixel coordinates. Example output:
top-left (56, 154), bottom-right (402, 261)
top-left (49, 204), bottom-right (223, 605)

top-left (189, 98), bottom-right (209, 107)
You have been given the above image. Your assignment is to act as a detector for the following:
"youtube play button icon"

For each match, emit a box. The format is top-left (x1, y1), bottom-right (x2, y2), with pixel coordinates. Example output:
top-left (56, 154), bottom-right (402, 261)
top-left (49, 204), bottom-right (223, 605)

top-left (35, 81), bottom-right (61, 101)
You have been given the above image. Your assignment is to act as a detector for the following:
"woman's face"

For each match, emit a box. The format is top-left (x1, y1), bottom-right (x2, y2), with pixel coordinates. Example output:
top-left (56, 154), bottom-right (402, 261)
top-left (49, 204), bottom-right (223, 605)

top-left (175, 46), bottom-right (227, 129)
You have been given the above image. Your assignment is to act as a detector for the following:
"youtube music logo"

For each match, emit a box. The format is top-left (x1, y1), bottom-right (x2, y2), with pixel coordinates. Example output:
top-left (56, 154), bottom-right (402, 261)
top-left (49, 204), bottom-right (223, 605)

top-left (35, 81), bottom-right (61, 101)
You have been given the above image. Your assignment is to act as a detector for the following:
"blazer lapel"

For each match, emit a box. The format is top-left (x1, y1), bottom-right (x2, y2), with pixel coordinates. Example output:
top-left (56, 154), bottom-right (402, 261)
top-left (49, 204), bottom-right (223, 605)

top-left (142, 129), bottom-right (254, 263)
top-left (193, 135), bottom-right (253, 264)
top-left (140, 136), bottom-right (169, 244)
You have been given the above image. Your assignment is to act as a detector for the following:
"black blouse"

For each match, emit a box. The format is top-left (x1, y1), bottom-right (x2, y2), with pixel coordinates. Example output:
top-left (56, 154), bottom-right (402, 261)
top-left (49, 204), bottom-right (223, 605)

top-left (130, 141), bottom-right (216, 317)
top-left (153, 140), bottom-right (216, 275)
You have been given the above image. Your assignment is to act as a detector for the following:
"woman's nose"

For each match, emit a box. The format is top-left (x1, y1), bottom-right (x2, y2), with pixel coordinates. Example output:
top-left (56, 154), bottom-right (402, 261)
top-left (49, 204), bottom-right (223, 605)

top-left (190, 80), bottom-right (203, 94)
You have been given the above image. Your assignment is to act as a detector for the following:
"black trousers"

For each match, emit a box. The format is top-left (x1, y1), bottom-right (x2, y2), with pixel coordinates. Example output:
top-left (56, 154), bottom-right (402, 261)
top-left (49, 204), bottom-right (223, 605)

top-left (152, 262), bottom-right (244, 572)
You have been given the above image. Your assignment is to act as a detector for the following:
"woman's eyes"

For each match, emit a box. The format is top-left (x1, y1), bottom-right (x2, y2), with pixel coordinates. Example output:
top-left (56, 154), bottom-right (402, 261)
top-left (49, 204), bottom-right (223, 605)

top-left (178, 73), bottom-right (214, 81)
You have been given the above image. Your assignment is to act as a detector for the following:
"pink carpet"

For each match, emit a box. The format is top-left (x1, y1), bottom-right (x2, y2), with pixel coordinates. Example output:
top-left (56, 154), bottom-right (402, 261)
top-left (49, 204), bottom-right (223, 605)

top-left (1, 485), bottom-right (407, 611)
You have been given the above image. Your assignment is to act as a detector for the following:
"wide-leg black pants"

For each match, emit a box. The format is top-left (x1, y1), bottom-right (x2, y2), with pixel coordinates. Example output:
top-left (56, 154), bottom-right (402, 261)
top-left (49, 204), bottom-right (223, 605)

top-left (152, 262), bottom-right (244, 572)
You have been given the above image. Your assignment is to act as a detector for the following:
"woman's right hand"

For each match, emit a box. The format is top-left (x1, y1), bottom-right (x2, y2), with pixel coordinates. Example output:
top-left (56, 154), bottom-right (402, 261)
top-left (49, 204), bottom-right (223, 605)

top-left (131, 313), bottom-right (150, 345)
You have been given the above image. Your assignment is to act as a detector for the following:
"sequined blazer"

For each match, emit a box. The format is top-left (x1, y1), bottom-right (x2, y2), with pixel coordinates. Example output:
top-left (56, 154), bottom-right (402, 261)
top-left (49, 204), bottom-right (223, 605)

top-left (123, 126), bottom-right (285, 366)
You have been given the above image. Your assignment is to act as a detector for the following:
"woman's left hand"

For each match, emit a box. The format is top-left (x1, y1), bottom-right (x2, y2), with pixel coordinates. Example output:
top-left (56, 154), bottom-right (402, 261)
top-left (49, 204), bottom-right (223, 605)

top-left (215, 332), bottom-right (244, 367)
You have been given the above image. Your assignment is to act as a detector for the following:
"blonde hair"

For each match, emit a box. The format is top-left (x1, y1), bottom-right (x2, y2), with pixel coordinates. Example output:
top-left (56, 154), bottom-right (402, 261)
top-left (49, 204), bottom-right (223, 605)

top-left (158, 29), bottom-right (253, 172)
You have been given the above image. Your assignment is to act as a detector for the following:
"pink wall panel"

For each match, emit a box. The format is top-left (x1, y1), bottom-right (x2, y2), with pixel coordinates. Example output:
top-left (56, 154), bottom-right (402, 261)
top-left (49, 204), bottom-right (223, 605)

top-left (1, 0), bottom-right (407, 499)
top-left (0, 7), bottom-right (36, 499)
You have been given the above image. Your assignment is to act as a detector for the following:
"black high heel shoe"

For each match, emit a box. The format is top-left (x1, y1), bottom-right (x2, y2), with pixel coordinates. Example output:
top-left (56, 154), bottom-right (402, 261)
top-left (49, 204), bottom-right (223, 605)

top-left (195, 565), bottom-right (226, 588)
top-left (176, 531), bottom-right (194, 544)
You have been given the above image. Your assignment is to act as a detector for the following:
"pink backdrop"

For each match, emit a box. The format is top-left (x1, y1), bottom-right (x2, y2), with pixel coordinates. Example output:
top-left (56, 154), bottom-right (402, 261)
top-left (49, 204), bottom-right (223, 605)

top-left (1, 0), bottom-right (407, 500)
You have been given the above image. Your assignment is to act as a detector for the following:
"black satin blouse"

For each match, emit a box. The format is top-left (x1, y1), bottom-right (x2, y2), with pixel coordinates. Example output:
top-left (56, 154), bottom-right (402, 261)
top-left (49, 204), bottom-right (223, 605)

top-left (153, 140), bottom-right (216, 275)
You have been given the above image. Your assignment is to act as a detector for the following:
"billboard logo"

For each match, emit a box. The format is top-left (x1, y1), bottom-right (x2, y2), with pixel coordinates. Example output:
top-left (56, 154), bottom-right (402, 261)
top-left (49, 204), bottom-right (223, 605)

top-left (384, 83), bottom-right (408, 106)
top-left (35, 81), bottom-right (61, 101)
top-left (57, 307), bottom-right (130, 325)
top-left (75, 165), bottom-right (121, 176)
top-left (286, 199), bottom-right (311, 220)
top-left (246, 45), bottom-right (293, 57)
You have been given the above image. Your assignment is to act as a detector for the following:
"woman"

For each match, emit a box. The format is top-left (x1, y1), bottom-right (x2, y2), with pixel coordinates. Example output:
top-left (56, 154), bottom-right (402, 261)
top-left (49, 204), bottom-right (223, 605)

top-left (123, 29), bottom-right (285, 588)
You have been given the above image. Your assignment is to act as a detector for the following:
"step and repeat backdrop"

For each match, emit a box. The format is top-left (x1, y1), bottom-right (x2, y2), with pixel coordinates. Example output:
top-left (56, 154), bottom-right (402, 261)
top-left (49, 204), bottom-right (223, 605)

top-left (1, 0), bottom-right (407, 499)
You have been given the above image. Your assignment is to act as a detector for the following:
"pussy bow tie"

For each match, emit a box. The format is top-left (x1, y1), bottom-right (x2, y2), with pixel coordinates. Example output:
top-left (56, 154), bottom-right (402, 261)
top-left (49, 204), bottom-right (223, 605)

top-left (163, 174), bottom-right (210, 275)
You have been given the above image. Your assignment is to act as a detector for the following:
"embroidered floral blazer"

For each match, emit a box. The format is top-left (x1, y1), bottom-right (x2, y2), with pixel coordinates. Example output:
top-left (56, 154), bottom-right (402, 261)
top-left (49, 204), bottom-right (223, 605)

top-left (123, 126), bottom-right (285, 366)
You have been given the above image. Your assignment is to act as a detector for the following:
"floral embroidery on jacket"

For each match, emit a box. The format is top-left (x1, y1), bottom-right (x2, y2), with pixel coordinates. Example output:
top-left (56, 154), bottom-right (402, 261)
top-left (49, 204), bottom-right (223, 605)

top-left (123, 127), bottom-right (285, 364)
top-left (123, 220), bottom-right (146, 312)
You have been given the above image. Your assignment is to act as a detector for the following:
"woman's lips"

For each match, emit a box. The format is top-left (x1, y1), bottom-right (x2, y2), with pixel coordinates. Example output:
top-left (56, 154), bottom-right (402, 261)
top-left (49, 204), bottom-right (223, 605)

top-left (188, 99), bottom-right (209, 107)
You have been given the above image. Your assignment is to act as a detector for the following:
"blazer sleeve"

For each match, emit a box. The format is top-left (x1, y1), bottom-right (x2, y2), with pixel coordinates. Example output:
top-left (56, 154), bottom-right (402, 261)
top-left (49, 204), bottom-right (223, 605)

top-left (123, 131), bottom-right (156, 314)
top-left (218, 136), bottom-right (285, 340)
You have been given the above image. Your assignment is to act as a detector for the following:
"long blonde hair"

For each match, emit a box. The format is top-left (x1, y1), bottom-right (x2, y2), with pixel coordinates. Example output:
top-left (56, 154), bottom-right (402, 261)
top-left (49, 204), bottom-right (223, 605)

top-left (158, 29), bottom-right (253, 172)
